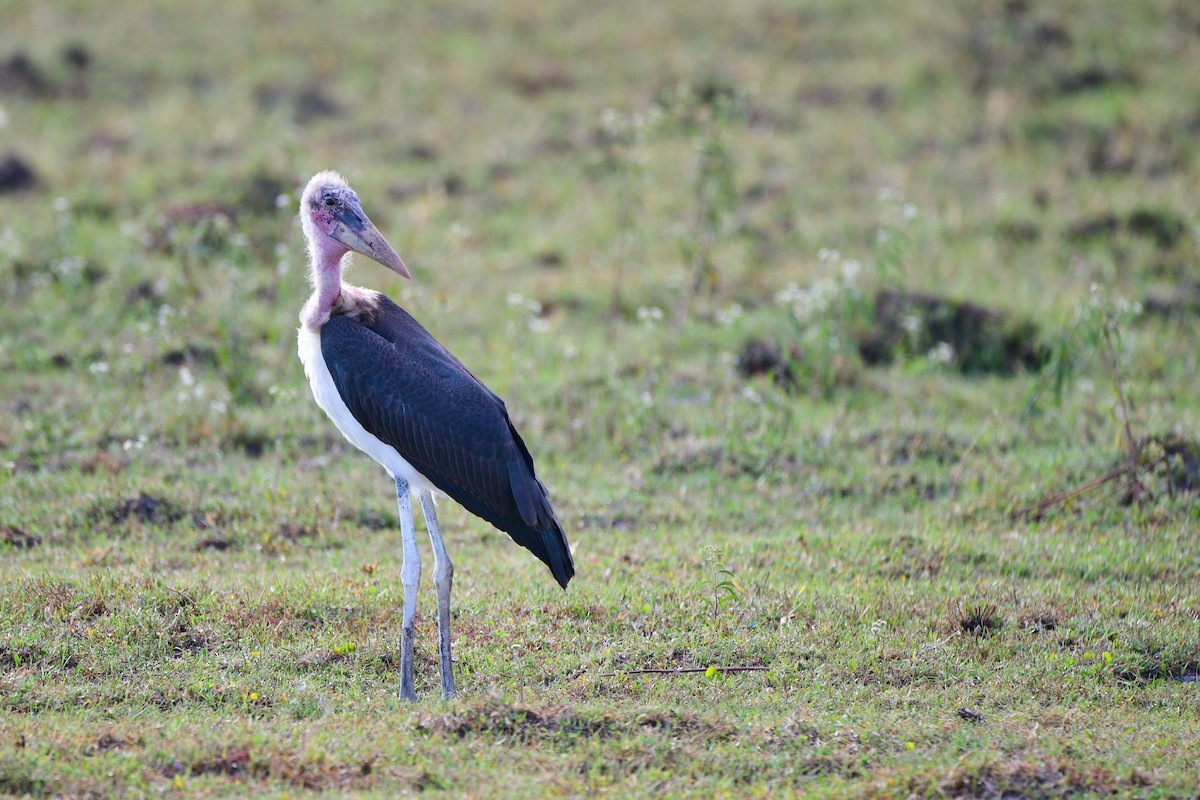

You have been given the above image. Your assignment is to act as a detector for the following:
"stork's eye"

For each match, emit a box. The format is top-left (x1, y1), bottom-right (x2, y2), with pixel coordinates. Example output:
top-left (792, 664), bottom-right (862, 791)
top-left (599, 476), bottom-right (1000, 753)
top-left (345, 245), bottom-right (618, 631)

top-left (324, 196), bottom-right (338, 207)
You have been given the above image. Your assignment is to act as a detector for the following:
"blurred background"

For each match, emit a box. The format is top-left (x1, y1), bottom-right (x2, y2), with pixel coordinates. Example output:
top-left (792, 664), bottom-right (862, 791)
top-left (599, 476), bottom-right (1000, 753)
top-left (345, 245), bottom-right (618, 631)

top-left (2, 0), bottom-right (1198, 559)
top-left (1, 1), bottom-right (1199, 794)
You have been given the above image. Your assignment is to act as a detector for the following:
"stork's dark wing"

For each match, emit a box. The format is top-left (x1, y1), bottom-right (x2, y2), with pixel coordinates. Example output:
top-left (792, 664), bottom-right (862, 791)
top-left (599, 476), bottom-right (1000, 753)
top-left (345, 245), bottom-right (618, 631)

top-left (320, 297), bottom-right (573, 589)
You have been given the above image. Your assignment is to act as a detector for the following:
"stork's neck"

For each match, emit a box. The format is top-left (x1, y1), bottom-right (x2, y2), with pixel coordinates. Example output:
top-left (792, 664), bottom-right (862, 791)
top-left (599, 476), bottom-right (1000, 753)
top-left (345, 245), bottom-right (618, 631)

top-left (300, 247), bottom-right (383, 329)
top-left (300, 232), bottom-right (349, 329)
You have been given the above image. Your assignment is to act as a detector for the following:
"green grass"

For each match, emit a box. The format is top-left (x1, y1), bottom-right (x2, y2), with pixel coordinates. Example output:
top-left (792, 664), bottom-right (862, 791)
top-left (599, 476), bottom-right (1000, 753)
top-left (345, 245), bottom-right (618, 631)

top-left (2, 0), bottom-right (1199, 796)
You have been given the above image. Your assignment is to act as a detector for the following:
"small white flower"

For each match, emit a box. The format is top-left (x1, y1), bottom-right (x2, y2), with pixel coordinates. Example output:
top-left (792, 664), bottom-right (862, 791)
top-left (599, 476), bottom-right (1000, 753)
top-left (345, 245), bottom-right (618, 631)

top-left (88, 361), bottom-right (109, 374)
top-left (53, 197), bottom-right (70, 214)
top-left (636, 306), bottom-right (664, 325)
top-left (927, 341), bottom-right (954, 364)
top-left (179, 366), bottom-right (195, 387)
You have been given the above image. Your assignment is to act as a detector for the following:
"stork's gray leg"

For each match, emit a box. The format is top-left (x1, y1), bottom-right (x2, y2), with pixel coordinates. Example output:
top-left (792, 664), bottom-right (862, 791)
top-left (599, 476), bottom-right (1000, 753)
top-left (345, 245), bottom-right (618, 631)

top-left (419, 491), bottom-right (457, 699)
top-left (395, 477), bottom-right (421, 701)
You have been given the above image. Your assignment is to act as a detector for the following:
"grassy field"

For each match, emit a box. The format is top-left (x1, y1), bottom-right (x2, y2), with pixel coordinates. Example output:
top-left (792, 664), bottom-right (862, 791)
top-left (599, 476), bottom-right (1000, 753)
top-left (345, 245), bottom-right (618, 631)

top-left (2, 0), bottom-right (1199, 796)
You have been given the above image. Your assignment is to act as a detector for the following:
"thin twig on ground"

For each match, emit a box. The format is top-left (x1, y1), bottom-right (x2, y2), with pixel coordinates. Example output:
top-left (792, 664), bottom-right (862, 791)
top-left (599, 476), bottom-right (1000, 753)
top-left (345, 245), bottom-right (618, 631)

top-left (1010, 454), bottom-right (1166, 522)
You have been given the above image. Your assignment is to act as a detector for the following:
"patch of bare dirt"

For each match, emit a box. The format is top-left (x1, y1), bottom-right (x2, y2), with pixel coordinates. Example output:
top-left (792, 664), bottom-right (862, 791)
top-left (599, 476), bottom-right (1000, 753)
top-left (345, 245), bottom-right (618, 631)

top-left (858, 289), bottom-right (1048, 375)
top-left (0, 154), bottom-right (36, 193)
top-left (1, 525), bottom-right (40, 549)
top-left (1067, 208), bottom-right (1189, 249)
top-left (737, 339), bottom-right (797, 389)
top-left (0, 52), bottom-right (51, 96)
top-left (96, 493), bottom-right (186, 526)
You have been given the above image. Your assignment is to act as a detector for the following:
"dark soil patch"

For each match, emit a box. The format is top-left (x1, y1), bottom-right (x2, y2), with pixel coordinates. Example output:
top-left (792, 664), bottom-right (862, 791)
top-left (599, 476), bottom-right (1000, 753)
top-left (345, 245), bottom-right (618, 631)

top-left (536, 250), bottom-right (565, 269)
top-left (1055, 64), bottom-right (1136, 94)
top-left (737, 339), bottom-right (797, 388)
top-left (125, 280), bottom-right (162, 304)
top-left (227, 429), bottom-right (272, 458)
top-left (295, 84), bottom-right (339, 122)
top-left (443, 173), bottom-right (467, 196)
top-left (161, 343), bottom-right (219, 368)
top-left (957, 707), bottom-right (985, 724)
top-left (187, 746), bottom-right (260, 780)
top-left (1067, 208), bottom-right (1189, 249)
top-left (0, 154), bottom-right (36, 193)
top-left (1139, 434), bottom-right (1200, 496)
top-left (406, 142), bottom-right (439, 162)
top-left (91, 493), bottom-right (187, 526)
top-left (194, 534), bottom-right (234, 552)
top-left (858, 289), bottom-right (1048, 375)
top-left (1, 525), bottom-right (40, 549)
top-left (62, 43), bottom-right (91, 72)
top-left (0, 53), bottom-right (51, 96)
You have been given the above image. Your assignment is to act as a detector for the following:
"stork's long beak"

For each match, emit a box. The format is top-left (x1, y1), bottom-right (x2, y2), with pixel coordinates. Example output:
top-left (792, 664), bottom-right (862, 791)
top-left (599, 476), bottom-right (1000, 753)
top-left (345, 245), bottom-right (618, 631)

top-left (329, 198), bottom-right (411, 279)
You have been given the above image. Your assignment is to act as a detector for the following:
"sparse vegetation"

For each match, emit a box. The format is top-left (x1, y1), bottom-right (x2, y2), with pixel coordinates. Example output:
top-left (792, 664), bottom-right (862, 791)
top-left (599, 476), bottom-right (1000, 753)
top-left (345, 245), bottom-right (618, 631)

top-left (1, 0), bottom-right (1198, 797)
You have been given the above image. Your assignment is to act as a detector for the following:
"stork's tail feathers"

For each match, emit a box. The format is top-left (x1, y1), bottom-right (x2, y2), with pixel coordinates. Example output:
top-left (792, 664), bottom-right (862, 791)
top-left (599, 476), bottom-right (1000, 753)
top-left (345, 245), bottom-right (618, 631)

top-left (504, 463), bottom-right (573, 588)
top-left (539, 519), bottom-right (574, 590)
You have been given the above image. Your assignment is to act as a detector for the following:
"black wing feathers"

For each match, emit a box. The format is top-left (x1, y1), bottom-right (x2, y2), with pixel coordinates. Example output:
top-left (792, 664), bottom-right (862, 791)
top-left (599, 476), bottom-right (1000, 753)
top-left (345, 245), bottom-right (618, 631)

top-left (321, 298), bottom-right (573, 588)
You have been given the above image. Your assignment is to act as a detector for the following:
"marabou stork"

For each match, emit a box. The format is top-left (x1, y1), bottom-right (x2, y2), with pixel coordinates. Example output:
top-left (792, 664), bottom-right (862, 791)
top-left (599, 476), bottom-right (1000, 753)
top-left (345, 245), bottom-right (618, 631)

top-left (296, 171), bottom-right (573, 700)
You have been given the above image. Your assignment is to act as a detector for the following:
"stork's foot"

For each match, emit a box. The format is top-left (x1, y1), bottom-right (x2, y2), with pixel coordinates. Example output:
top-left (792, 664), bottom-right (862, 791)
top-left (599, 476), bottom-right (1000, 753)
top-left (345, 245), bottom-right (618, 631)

top-left (399, 623), bottom-right (418, 702)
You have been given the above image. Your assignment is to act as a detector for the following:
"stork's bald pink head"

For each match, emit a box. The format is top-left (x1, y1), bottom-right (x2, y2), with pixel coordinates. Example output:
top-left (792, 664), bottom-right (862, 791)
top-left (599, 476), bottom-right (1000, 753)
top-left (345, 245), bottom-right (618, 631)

top-left (300, 171), bottom-right (411, 279)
